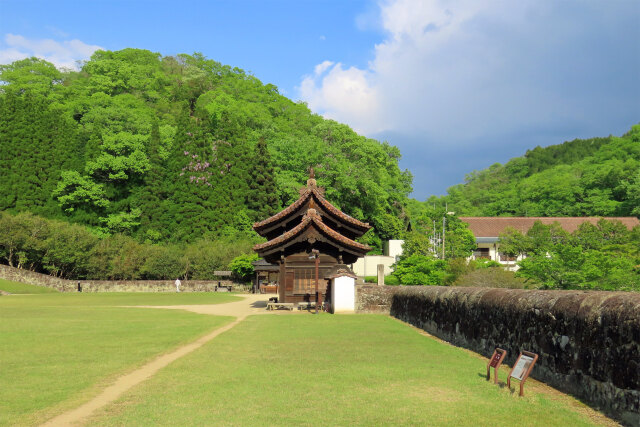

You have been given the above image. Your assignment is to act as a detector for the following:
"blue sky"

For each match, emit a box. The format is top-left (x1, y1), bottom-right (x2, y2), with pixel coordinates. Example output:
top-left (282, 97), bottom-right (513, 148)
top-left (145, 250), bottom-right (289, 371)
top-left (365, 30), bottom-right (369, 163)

top-left (1, 0), bottom-right (639, 200)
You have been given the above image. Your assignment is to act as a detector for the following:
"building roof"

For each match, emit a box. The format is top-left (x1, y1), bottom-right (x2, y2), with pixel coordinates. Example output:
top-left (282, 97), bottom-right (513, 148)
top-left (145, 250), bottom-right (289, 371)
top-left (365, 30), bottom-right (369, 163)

top-left (253, 209), bottom-right (371, 255)
top-left (252, 177), bottom-right (370, 236)
top-left (460, 217), bottom-right (640, 238)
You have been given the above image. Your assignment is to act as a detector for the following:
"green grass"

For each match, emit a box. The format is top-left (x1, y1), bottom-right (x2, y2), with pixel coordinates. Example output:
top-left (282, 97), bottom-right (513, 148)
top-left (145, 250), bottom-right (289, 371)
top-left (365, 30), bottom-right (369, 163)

top-left (0, 291), bottom-right (241, 307)
top-left (0, 293), bottom-right (236, 426)
top-left (0, 278), bottom-right (58, 294)
top-left (87, 315), bottom-right (600, 426)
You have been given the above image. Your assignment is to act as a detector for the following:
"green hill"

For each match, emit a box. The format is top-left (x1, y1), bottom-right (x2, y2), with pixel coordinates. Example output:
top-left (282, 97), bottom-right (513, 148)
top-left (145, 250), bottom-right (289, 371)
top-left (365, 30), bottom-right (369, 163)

top-left (416, 125), bottom-right (640, 218)
top-left (0, 49), bottom-right (412, 244)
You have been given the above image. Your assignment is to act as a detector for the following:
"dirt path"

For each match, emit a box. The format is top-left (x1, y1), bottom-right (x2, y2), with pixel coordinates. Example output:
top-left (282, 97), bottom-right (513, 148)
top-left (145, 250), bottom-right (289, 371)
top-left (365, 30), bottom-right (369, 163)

top-left (40, 294), bottom-right (282, 427)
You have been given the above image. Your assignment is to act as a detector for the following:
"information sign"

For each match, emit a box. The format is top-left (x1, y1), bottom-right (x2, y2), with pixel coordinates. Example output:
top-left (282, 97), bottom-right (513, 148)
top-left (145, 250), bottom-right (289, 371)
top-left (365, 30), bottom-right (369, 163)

top-left (507, 351), bottom-right (539, 396)
top-left (510, 355), bottom-right (534, 380)
top-left (486, 348), bottom-right (507, 384)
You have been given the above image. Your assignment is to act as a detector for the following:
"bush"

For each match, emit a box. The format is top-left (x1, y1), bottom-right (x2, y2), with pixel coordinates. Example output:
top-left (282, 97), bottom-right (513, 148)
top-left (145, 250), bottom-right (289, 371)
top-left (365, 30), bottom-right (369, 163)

top-left (141, 244), bottom-right (184, 279)
top-left (392, 254), bottom-right (447, 286)
top-left (452, 268), bottom-right (534, 289)
top-left (364, 275), bottom-right (400, 285)
top-left (229, 253), bottom-right (259, 282)
top-left (471, 258), bottom-right (502, 269)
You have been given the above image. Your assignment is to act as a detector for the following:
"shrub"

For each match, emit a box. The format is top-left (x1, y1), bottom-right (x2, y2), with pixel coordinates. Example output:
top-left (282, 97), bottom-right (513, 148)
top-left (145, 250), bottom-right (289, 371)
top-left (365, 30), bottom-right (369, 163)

top-left (229, 253), bottom-right (259, 282)
top-left (392, 254), bottom-right (447, 286)
top-left (364, 275), bottom-right (400, 285)
top-left (452, 267), bottom-right (534, 289)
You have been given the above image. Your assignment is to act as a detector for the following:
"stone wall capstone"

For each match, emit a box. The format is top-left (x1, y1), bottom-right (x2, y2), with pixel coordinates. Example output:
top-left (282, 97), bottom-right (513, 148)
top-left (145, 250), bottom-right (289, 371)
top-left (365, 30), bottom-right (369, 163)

top-left (386, 286), bottom-right (640, 426)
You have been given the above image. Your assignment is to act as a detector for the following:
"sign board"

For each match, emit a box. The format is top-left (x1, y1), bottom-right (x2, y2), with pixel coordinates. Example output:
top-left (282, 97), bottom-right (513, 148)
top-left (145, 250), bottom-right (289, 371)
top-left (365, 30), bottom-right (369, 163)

top-left (510, 355), bottom-right (534, 380)
top-left (507, 351), bottom-right (539, 396)
top-left (489, 351), bottom-right (504, 368)
top-left (486, 348), bottom-right (507, 384)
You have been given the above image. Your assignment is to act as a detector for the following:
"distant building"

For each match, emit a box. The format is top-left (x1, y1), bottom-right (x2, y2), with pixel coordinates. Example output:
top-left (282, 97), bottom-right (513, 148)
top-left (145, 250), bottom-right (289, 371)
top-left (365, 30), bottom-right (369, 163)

top-left (460, 217), bottom-right (640, 269)
top-left (352, 239), bottom-right (404, 277)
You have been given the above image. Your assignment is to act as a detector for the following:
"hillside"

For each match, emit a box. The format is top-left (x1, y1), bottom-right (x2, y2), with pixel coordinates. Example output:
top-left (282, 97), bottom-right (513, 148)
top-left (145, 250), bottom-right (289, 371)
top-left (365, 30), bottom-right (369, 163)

top-left (413, 126), bottom-right (640, 218)
top-left (0, 49), bottom-right (412, 244)
top-left (1, 48), bottom-right (637, 249)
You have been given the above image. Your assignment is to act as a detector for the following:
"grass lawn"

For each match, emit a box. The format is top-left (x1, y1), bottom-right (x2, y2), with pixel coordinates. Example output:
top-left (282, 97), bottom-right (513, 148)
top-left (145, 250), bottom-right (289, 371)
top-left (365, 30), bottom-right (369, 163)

top-left (0, 278), bottom-right (58, 294)
top-left (0, 291), bottom-right (241, 307)
top-left (0, 293), bottom-right (236, 426)
top-left (87, 315), bottom-right (602, 426)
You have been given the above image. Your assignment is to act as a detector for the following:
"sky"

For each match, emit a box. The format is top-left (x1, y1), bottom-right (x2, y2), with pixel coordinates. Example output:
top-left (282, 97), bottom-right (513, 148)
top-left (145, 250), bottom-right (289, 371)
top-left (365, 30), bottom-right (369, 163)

top-left (1, 0), bottom-right (639, 200)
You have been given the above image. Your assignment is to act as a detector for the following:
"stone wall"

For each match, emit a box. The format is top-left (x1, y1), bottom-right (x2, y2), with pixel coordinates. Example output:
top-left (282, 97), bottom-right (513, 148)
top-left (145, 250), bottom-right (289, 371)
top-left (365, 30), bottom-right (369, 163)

top-left (355, 284), bottom-right (398, 313)
top-left (0, 264), bottom-right (72, 290)
top-left (0, 265), bottom-right (242, 292)
top-left (388, 286), bottom-right (640, 426)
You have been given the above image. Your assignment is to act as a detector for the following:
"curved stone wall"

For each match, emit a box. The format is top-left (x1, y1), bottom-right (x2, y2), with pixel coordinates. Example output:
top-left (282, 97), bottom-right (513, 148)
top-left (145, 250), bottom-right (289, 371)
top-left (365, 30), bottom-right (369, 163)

top-left (0, 265), bottom-right (240, 292)
top-left (389, 286), bottom-right (640, 426)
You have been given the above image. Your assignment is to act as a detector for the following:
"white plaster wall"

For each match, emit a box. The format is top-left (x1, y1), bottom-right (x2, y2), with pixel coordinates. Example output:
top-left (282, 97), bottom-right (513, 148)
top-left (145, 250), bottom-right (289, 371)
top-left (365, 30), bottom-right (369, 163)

top-left (352, 255), bottom-right (395, 277)
top-left (470, 243), bottom-right (523, 271)
top-left (386, 240), bottom-right (404, 258)
top-left (332, 275), bottom-right (355, 313)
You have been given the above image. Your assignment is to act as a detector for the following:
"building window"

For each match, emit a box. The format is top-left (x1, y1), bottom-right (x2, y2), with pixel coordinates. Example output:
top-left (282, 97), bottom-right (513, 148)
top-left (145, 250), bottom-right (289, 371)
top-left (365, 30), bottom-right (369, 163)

top-left (474, 248), bottom-right (490, 259)
top-left (499, 253), bottom-right (516, 261)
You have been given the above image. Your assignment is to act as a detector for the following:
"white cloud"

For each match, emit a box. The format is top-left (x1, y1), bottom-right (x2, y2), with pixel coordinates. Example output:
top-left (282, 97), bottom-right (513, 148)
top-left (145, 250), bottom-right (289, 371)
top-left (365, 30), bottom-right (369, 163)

top-left (0, 34), bottom-right (103, 70)
top-left (300, 61), bottom-right (384, 134)
top-left (297, 0), bottom-right (635, 147)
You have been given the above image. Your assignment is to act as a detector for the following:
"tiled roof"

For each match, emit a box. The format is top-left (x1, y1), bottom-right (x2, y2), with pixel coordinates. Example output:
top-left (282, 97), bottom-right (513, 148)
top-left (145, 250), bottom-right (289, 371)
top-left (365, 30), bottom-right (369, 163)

top-left (460, 217), bottom-right (640, 237)
top-left (315, 193), bottom-right (370, 232)
top-left (252, 185), bottom-right (370, 233)
top-left (253, 189), bottom-right (312, 232)
top-left (253, 209), bottom-right (371, 253)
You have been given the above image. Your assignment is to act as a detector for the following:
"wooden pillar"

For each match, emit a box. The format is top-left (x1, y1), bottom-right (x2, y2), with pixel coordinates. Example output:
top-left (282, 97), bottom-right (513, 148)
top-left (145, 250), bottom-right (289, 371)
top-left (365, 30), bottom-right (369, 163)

top-left (315, 252), bottom-right (321, 313)
top-left (278, 255), bottom-right (285, 303)
top-left (254, 271), bottom-right (259, 294)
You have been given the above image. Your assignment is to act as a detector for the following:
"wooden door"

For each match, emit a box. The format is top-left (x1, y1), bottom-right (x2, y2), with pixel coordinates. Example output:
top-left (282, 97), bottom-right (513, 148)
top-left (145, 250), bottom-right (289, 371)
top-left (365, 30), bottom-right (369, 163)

top-left (285, 272), bottom-right (294, 295)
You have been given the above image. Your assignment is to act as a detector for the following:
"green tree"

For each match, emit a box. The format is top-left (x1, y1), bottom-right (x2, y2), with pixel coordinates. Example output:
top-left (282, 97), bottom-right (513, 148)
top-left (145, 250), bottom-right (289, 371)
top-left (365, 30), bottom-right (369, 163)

top-left (392, 254), bottom-right (447, 286)
top-left (229, 253), bottom-right (259, 282)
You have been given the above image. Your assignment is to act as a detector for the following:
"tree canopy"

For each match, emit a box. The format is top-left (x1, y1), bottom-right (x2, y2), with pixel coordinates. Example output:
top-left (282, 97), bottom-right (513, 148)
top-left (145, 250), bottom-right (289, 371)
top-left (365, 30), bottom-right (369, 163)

top-left (0, 50), bottom-right (412, 245)
top-left (413, 126), bottom-right (640, 217)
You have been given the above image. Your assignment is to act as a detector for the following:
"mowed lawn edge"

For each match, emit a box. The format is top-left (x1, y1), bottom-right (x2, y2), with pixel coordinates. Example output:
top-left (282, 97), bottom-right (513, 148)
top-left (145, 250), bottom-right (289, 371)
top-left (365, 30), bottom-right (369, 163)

top-left (0, 294), bottom-right (237, 427)
top-left (0, 291), bottom-right (242, 307)
top-left (86, 314), bottom-right (611, 427)
top-left (0, 279), bottom-right (58, 294)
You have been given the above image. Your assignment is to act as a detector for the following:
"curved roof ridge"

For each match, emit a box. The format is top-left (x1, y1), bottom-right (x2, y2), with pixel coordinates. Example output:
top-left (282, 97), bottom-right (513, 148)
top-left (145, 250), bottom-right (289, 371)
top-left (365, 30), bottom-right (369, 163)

top-left (253, 188), bottom-right (312, 230)
top-left (253, 208), bottom-right (371, 253)
top-left (313, 189), bottom-right (370, 231)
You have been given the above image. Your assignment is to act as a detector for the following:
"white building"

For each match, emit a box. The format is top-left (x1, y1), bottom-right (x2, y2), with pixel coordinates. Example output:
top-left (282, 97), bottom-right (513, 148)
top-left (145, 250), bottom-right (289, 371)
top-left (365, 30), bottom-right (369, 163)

top-left (352, 239), bottom-right (404, 277)
top-left (460, 217), bottom-right (640, 270)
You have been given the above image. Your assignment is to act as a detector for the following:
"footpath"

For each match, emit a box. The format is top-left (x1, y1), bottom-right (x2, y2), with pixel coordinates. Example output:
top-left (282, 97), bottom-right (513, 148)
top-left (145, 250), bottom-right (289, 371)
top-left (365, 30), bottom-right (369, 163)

top-left (41, 294), bottom-right (290, 426)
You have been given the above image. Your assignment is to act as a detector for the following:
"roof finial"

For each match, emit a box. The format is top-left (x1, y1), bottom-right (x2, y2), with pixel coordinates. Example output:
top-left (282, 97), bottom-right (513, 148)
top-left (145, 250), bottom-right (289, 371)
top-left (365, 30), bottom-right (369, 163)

top-left (307, 167), bottom-right (317, 188)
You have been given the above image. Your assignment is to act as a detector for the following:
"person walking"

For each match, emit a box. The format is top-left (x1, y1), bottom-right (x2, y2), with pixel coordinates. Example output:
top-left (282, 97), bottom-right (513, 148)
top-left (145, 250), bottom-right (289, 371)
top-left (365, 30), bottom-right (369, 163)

top-left (175, 278), bottom-right (181, 292)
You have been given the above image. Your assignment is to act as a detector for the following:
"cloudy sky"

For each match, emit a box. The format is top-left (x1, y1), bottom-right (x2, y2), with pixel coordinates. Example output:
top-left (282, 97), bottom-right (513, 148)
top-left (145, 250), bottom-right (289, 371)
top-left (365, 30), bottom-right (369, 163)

top-left (1, 0), bottom-right (638, 199)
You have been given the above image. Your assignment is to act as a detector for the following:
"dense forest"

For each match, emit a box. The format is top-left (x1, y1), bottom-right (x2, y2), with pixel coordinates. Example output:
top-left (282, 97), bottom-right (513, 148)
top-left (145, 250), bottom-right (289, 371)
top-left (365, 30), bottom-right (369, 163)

top-left (409, 126), bottom-right (640, 218)
top-left (1, 49), bottom-right (638, 288)
top-left (0, 49), bottom-right (412, 246)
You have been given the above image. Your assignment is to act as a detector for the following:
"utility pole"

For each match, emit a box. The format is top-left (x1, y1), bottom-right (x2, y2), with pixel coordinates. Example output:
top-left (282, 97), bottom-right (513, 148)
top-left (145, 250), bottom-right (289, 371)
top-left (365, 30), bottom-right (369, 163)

top-left (433, 220), bottom-right (436, 255)
top-left (442, 215), bottom-right (446, 259)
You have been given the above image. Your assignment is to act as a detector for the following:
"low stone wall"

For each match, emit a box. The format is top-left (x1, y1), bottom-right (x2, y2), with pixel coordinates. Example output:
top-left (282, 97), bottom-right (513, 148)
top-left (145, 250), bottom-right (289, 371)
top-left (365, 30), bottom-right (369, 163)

top-left (77, 280), bottom-right (238, 293)
top-left (0, 264), bottom-right (72, 290)
top-left (355, 284), bottom-right (398, 313)
top-left (0, 265), bottom-right (242, 292)
top-left (388, 286), bottom-right (640, 426)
